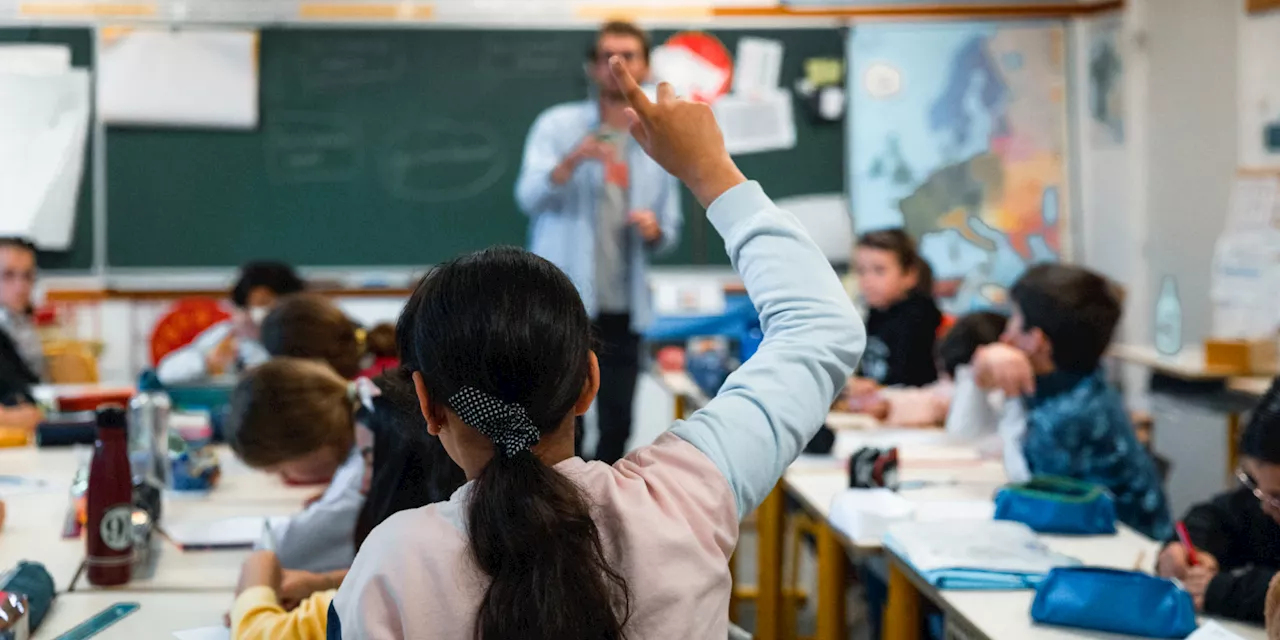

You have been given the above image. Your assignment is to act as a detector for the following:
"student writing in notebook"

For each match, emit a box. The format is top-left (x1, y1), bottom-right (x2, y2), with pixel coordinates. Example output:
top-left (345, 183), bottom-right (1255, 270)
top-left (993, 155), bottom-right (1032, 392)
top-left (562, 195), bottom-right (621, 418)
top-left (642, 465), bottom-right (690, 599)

top-left (229, 367), bottom-right (465, 639)
top-left (225, 359), bottom-right (364, 573)
top-left (327, 58), bottom-right (864, 640)
top-left (971, 264), bottom-right (1172, 540)
top-left (0, 238), bottom-right (43, 434)
top-left (1157, 377), bottom-right (1280, 622)
top-left (156, 261), bottom-right (304, 385)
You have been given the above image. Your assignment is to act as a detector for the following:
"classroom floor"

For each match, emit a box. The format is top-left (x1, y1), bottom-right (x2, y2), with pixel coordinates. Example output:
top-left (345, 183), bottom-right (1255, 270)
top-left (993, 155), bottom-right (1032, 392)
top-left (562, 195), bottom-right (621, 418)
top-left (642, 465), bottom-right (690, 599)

top-left (618, 374), bottom-right (873, 640)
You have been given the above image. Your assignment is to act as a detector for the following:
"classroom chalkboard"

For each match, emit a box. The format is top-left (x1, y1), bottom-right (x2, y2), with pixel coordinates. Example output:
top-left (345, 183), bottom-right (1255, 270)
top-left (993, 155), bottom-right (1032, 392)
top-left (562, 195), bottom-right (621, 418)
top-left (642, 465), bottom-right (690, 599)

top-left (0, 28), bottom-right (95, 272)
top-left (105, 27), bottom-right (845, 268)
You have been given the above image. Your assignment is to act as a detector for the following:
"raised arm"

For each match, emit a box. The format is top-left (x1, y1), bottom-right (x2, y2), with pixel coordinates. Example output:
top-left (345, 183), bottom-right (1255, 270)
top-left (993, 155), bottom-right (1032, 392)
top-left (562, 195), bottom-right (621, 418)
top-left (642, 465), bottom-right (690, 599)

top-left (607, 58), bottom-right (865, 519)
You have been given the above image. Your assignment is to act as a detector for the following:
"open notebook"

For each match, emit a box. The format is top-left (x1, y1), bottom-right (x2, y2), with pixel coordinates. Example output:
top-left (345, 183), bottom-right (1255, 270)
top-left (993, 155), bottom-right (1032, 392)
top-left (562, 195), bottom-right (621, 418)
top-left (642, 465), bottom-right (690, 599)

top-left (884, 520), bottom-right (1080, 589)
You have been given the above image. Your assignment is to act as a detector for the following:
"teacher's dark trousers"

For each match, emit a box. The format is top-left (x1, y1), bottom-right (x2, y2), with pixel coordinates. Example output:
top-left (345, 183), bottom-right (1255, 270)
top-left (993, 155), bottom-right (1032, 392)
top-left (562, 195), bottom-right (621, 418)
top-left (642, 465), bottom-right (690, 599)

top-left (590, 312), bottom-right (641, 464)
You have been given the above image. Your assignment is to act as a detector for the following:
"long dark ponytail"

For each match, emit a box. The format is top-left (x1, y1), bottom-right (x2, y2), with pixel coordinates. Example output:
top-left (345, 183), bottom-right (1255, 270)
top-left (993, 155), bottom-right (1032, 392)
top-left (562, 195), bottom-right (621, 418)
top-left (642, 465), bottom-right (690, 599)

top-left (399, 246), bottom-right (631, 640)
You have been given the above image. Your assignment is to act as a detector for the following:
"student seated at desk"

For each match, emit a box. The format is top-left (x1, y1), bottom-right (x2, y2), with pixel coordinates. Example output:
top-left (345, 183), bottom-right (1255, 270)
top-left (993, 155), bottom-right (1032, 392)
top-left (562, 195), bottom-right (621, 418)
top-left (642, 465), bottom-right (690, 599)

top-left (971, 264), bottom-right (1173, 540)
top-left (327, 60), bottom-right (863, 639)
top-left (229, 368), bottom-right (465, 640)
top-left (850, 228), bottom-right (942, 389)
top-left (156, 261), bottom-right (304, 386)
top-left (1157, 377), bottom-right (1280, 623)
top-left (846, 311), bottom-right (1006, 426)
top-left (226, 359), bottom-right (364, 573)
top-left (0, 237), bottom-right (44, 435)
top-left (260, 293), bottom-right (365, 380)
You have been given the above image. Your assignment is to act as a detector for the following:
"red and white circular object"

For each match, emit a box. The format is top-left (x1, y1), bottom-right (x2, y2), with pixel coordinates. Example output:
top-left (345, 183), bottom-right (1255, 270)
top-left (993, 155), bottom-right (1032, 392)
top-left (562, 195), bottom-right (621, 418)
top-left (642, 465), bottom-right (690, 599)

top-left (651, 31), bottom-right (733, 104)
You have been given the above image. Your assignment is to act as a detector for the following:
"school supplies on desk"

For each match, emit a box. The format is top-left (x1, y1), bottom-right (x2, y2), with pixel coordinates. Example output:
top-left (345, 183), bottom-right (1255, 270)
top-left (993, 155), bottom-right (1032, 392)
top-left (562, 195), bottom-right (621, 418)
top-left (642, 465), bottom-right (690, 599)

top-left (0, 562), bottom-right (55, 632)
top-left (52, 602), bottom-right (138, 640)
top-left (1031, 567), bottom-right (1197, 638)
top-left (161, 516), bottom-right (286, 551)
top-left (994, 476), bottom-right (1117, 535)
top-left (883, 520), bottom-right (1080, 589)
top-left (829, 489), bottom-right (915, 542)
top-left (0, 591), bottom-right (29, 640)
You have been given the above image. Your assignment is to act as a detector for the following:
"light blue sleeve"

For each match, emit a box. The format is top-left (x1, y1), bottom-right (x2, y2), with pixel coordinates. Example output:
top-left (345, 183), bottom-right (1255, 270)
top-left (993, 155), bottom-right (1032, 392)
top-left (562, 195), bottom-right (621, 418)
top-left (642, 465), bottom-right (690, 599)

top-left (155, 320), bottom-right (233, 386)
top-left (670, 181), bottom-right (865, 519)
top-left (650, 173), bottom-right (682, 256)
top-left (514, 111), bottom-right (572, 217)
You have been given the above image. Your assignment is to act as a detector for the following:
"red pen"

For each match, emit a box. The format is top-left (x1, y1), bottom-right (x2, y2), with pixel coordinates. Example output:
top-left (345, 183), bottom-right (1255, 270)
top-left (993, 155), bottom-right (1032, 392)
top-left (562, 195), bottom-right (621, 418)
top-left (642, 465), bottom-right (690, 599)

top-left (1175, 521), bottom-right (1199, 566)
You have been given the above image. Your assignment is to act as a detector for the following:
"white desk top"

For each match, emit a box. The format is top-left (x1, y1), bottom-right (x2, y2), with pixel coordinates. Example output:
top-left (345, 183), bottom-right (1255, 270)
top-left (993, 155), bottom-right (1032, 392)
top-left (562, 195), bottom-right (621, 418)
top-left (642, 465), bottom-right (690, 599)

top-left (34, 591), bottom-right (231, 639)
top-left (1109, 343), bottom-right (1242, 381)
top-left (0, 443), bottom-right (316, 593)
top-left (783, 428), bottom-right (1007, 550)
top-left (946, 590), bottom-right (1265, 640)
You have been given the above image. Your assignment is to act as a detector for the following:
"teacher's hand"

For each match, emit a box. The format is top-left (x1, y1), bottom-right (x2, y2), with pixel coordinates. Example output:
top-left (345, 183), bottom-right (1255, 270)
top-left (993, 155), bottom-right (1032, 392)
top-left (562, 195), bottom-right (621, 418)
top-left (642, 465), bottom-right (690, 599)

top-left (629, 210), bottom-right (662, 243)
top-left (610, 57), bottom-right (744, 208)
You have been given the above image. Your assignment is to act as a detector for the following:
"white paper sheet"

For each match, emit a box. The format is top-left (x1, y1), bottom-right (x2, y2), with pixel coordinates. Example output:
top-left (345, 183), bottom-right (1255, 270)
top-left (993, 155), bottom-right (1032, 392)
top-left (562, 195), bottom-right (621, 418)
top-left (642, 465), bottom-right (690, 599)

top-left (653, 282), bottom-right (727, 316)
top-left (0, 68), bottom-right (91, 250)
top-left (886, 520), bottom-right (1078, 574)
top-left (713, 89), bottom-right (797, 156)
top-left (732, 37), bottom-right (784, 96)
top-left (1186, 621), bottom-right (1248, 640)
top-left (0, 45), bottom-right (70, 74)
top-left (1210, 230), bottom-right (1280, 338)
top-left (99, 28), bottom-right (259, 129)
top-left (162, 516), bottom-right (287, 549)
top-left (173, 627), bottom-right (231, 640)
top-left (1226, 175), bottom-right (1280, 232)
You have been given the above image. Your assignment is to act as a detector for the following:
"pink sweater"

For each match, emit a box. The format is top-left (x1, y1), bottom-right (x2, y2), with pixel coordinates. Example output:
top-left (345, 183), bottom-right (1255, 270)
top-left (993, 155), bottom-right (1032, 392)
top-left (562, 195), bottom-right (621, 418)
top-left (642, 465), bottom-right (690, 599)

top-left (335, 433), bottom-right (738, 638)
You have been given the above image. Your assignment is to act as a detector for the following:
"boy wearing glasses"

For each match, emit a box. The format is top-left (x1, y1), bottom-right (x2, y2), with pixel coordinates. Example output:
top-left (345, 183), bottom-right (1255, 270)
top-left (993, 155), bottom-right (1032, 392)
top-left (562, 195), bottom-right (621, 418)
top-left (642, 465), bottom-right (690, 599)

top-left (0, 237), bottom-right (43, 431)
top-left (1157, 378), bottom-right (1280, 623)
top-left (514, 20), bottom-right (682, 463)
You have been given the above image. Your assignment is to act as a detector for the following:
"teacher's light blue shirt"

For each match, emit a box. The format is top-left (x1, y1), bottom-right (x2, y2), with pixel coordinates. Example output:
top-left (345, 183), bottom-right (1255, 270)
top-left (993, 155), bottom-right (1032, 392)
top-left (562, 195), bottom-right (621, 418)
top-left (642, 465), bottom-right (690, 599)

top-left (515, 100), bottom-right (683, 334)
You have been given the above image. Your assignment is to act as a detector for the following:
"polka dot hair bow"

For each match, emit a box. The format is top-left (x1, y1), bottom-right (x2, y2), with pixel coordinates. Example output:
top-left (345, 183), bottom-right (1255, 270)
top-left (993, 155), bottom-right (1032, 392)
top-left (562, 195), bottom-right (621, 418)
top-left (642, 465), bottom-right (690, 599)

top-left (448, 387), bottom-right (541, 458)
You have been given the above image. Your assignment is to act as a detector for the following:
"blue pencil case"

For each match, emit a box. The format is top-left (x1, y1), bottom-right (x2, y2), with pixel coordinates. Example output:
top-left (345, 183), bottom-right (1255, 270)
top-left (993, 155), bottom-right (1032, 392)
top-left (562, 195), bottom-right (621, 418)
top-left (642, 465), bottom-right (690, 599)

top-left (994, 476), bottom-right (1116, 535)
top-left (1031, 567), bottom-right (1197, 638)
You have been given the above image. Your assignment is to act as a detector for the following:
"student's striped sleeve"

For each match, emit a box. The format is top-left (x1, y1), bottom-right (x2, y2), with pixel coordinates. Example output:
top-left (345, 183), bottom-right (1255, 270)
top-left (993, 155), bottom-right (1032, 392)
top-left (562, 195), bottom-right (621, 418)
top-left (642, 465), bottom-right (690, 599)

top-left (670, 181), bottom-right (865, 519)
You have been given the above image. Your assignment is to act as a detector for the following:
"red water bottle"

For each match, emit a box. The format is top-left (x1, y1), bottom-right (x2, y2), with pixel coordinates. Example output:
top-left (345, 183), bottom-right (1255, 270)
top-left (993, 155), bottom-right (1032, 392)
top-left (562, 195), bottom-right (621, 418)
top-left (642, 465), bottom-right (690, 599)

top-left (86, 405), bottom-right (134, 586)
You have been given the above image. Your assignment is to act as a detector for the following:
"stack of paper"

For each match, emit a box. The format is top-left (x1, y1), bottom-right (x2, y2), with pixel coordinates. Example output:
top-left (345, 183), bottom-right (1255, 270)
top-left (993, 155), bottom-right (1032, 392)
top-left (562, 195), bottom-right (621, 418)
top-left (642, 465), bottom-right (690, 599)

top-left (884, 520), bottom-right (1080, 589)
top-left (0, 45), bottom-right (90, 251)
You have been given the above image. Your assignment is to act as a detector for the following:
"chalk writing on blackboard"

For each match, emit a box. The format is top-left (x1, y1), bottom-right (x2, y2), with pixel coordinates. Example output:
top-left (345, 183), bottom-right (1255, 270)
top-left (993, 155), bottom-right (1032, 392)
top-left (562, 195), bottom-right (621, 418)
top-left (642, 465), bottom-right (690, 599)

top-left (265, 111), bottom-right (364, 184)
top-left (299, 39), bottom-right (408, 89)
top-left (380, 120), bottom-right (507, 203)
top-left (478, 37), bottom-right (580, 77)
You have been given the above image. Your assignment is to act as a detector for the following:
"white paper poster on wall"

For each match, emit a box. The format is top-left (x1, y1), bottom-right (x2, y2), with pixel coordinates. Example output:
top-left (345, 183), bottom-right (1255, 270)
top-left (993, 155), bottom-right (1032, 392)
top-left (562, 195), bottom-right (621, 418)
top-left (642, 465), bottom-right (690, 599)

top-left (0, 47), bottom-right (90, 251)
top-left (99, 28), bottom-right (259, 129)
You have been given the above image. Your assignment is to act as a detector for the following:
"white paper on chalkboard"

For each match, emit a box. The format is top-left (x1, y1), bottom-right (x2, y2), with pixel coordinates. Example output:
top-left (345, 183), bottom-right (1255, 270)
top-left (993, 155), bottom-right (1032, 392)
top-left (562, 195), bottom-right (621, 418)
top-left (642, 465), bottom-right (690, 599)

top-left (0, 45), bottom-right (71, 74)
top-left (0, 67), bottom-right (90, 250)
top-left (99, 28), bottom-right (259, 129)
top-left (733, 37), bottom-right (784, 97)
top-left (713, 89), bottom-right (797, 156)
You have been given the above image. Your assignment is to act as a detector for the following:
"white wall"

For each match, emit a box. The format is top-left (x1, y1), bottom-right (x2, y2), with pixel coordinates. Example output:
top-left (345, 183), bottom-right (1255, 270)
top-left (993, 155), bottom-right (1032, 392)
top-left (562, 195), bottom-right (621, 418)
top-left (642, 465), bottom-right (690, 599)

top-left (1239, 3), bottom-right (1280, 169)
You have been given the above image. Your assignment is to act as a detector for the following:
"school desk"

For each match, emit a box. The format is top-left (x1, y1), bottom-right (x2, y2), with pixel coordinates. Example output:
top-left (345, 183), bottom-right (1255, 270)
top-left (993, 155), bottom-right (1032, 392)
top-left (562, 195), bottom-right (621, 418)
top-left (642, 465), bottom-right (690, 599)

top-left (778, 430), bottom-right (1008, 640)
top-left (34, 591), bottom-right (230, 639)
top-left (1110, 343), bottom-right (1258, 484)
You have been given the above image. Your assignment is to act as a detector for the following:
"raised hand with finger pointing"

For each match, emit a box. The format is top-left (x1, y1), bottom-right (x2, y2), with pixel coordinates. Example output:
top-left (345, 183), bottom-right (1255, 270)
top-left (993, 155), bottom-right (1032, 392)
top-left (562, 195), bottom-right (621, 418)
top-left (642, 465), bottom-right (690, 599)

top-left (608, 56), bottom-right (745, 208)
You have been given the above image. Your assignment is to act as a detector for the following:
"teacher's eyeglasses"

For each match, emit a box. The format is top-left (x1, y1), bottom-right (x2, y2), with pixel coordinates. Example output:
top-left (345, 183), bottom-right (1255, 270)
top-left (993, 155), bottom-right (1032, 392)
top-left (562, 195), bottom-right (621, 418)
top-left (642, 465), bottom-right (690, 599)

top-left (1236, 468), bottom-right (1280, 510)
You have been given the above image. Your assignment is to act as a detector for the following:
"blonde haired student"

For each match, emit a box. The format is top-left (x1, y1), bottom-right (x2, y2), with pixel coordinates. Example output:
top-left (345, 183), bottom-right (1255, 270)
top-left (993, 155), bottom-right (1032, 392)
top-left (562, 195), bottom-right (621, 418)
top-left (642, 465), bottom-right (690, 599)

top-left (329, 59), bottom-right (864, 639)
top-left (228, 367), bottom-right (465, 639)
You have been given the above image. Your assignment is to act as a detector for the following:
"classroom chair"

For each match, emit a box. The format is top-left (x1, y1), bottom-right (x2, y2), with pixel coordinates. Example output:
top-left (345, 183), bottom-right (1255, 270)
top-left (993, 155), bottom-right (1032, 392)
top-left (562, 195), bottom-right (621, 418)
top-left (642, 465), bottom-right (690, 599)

top-left (43, 340), bottom-right (100, 384)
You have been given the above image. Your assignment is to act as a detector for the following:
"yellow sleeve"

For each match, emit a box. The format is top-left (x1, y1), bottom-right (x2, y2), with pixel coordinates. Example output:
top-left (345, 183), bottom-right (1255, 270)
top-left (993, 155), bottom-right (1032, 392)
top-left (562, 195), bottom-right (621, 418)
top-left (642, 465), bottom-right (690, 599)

top-left (231, 586), bottom-right (336, 640)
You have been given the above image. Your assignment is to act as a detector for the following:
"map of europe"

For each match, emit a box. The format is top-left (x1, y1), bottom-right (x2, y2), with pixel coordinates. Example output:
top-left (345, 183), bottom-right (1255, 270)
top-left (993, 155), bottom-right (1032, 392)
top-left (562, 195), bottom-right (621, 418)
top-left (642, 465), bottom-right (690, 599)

top-left (849, 23), bottom-right (1069, 313)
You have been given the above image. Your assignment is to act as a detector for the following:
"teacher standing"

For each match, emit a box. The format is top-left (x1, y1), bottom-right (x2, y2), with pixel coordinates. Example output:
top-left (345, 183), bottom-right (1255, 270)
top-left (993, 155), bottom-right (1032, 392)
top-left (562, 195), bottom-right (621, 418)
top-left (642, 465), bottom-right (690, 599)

top-left (515, 21), bottom-right (683, 463)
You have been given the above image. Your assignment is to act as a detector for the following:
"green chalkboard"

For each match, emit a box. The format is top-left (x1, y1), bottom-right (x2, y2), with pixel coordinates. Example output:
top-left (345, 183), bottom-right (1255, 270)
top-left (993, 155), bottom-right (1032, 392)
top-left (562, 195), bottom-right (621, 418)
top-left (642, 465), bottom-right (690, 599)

top-left (105, 27), bottom-right (844, 268)
top-left (0, 28), bottom-right (95, 272)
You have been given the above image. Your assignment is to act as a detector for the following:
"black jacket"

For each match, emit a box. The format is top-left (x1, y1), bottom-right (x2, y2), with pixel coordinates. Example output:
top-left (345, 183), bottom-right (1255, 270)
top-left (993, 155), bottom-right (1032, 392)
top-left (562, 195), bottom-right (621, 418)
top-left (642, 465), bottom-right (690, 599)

top-left (858, 293), bottom-right (942, 387)
top-left (0, 327), bottom-right (38, 407)
top-left (1174, 487), bottom-right (1280, 623)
